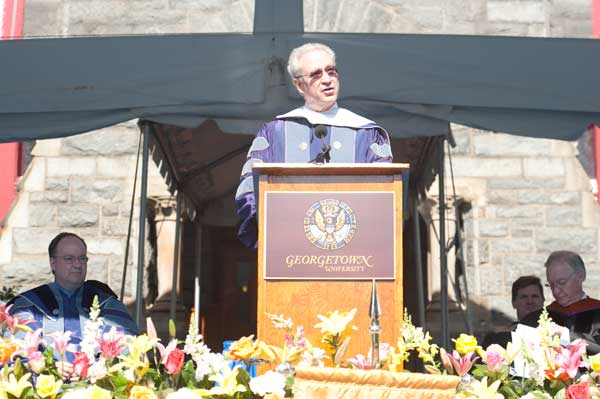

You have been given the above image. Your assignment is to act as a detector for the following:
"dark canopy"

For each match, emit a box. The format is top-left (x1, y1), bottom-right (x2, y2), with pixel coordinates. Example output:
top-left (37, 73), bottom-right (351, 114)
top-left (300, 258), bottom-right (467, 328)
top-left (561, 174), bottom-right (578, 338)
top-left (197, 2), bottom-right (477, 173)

top-left (1, 30), bottom-right (599, 143)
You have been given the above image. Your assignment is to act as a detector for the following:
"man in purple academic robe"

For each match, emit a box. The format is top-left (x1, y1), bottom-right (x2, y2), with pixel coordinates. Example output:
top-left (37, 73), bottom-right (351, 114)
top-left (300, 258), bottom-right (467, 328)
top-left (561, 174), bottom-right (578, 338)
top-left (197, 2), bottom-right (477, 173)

top-left (235, 43), bottom-right (393, 249)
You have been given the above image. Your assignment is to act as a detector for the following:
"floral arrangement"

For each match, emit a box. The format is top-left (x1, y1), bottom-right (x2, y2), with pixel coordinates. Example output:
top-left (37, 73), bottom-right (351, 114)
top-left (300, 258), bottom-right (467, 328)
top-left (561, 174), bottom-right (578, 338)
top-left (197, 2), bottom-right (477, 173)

top-left (447, 310), bottom-right (600, 399)
top-left (0, 297), bottom-right (290, 399)
top-left (0, 295), bottom-right (595, 399)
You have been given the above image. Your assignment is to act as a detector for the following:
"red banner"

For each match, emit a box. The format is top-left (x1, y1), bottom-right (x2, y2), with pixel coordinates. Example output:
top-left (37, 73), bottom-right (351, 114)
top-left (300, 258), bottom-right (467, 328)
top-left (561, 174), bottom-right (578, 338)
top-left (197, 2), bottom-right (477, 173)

top-left (1, 0), bottom-right (25, 39)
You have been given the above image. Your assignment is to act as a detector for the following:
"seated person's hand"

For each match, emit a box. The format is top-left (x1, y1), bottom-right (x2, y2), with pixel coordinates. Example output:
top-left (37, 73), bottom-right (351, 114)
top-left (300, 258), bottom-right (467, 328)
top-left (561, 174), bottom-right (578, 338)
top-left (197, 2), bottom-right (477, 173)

top-left (55, 361), bottom-right (80, 382)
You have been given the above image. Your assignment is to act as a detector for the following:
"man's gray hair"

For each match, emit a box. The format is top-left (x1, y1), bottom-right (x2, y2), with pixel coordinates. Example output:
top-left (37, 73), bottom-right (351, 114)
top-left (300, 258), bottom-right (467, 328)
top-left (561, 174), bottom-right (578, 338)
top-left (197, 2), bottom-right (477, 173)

top-left (287, 43), bottom-right (336, 79)
top-left (545, 250), bottom-right (586, 278)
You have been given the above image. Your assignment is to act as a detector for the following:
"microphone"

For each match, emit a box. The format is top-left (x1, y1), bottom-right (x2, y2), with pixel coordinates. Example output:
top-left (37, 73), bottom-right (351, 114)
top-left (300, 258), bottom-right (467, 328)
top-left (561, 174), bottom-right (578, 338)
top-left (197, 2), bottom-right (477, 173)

top-left (314, 124), bottom-right (328, 140)
top-left (312, 124), bottom-right (331, 164)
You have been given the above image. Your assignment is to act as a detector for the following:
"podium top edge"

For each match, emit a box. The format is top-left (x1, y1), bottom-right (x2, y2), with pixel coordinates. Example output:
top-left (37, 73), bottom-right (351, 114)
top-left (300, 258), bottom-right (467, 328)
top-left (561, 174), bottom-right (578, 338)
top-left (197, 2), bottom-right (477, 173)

top-left (253, 163), bottom-right (410, 176)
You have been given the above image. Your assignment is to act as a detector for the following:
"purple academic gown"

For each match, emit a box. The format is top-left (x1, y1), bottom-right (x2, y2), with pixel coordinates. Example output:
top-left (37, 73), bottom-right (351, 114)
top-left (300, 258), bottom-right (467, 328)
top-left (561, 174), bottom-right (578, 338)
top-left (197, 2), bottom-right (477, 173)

top-left (235, 116), bottom-right (393, 249)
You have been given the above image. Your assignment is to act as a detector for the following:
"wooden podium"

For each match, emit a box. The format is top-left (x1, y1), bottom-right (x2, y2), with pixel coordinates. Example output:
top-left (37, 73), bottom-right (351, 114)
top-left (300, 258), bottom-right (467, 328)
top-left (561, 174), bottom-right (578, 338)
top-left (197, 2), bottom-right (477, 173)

top-left (254, 163), bottom-right (408, 358)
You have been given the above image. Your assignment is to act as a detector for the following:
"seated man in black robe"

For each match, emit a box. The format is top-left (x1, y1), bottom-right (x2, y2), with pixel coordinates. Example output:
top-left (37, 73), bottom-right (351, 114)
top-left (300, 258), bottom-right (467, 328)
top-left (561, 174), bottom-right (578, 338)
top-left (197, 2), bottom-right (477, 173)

top-left (522, 250), bottom-right (600, 354)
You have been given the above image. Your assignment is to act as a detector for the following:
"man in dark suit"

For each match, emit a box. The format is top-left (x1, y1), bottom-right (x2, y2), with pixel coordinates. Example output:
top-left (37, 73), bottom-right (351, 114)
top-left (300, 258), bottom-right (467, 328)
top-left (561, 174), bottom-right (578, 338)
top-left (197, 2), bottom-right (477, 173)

top-left (483, 275), bottom-right (544, 348)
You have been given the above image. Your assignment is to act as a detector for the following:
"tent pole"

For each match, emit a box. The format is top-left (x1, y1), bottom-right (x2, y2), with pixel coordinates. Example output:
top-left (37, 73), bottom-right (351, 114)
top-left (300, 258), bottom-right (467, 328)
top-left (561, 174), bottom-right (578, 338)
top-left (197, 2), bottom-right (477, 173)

top-left (194, 225), bottom-right (202, 333)
top-left (413, 199), bottom-right (426, 328)
top-left (135, 124), bottom-right (150, 329)
top-left (439, 137), bottom-right (449, 349)
top-left (169, 194), bottom-right (182, 324)
top-left (120, 131), bottom-right (142, 301)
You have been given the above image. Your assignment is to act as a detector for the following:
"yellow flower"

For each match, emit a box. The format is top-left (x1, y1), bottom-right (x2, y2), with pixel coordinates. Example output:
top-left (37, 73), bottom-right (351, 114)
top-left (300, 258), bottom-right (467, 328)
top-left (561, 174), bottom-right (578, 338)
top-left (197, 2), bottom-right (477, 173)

top-left (590, 353), bottom-right (600, 372)
top-left (226, 335), bottom-right (260, 361)
top-left (452, 334), bottom-right (481, 356)
top-left (257, 341), bottom-right (277, 361)
top-left (503, 342), bottom-right (519, 364)
top-left (129, 385), bottom-right (158, 399)
top-left (267, 343), bottom-right (303, 364)
top-left (463, 377), bottom-right (503, 399)
top-left (386, 346), bottom-right (408, 372)
top-left (35, 374), bottom-right (62, 399)
top-left (207, 367), bottom-right (247, 396)
top-left (0, 338), bottom-right (17, 364)
top-left (85, 385), bottom-right (113, 399)
top-left (190, 389), bottom-right (212, 398)
top-left (125, 335), bottom-right (158, 359)
top-left (314, 308), bottom-right (358, 336)
top-left (110, 354), bottom-right (150, 382)
top-left (0, 373), bottom-right (32, 398)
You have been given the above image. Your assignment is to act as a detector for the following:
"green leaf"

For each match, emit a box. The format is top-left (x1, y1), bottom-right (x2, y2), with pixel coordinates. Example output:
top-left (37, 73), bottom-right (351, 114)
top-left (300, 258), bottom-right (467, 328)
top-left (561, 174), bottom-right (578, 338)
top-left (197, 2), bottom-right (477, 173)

top-left (499, 384), bottom-right (520, 399)
top-left (169, 319), bottom-right (176, 338)
top-left (13, 357), bottom-right (23, 378)
top-left (109, 370), bottom-right (132, 392)
top-left (553, 387), bottom-right (567, 399)
top-left (180, 360), bottom-right (197, 387)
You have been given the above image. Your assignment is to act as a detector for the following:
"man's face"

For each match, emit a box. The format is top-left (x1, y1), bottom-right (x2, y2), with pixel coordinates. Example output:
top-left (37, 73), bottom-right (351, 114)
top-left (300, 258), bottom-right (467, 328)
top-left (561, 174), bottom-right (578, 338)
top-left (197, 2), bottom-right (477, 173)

top-left (546, 261), bottom-right (585, 307)
top-left (50, 236), bottom-right (87, 291)
top-left (293, 49), bottom-right (339, 112)
top-left (512, 285), bottom-right (544, 320)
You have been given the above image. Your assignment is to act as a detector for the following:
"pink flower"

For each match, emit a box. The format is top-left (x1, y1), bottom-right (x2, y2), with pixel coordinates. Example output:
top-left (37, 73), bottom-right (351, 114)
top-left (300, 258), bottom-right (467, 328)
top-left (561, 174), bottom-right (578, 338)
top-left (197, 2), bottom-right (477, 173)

top-left (2, 306), bottom-right (35, 335)
top-left (48, 331), bottom-right (77, 357)
top-left (165, 348), bottom-right (185, 374)
top-left (14, 328), bottom-right (44, 358)
top-left (87, 358), bottom-right (108, 383)
top-left (485, 349), bottom-right (504, 372)
top-left (548, 341), bottom-right (587, 380)
top-left (439, 348), bottom-right (454, 374)
top-left (441, 349), bottom-right (477, 376)
top-left (156, 339), bottom-right (178, 363)
top-left (566, 381), bottom-right (591, 399)
top-left (0, 304), bottom-right (11, 325)
top-left (96, 327), bottom-right (125, 360)
top-left (28, 351), bottom-right (45, 374)
top-left (72, 352), bottom-right (90, 378)
top-left (348, 344), bottom-right (391, 370)
top-left (375, 343), bottom-right (391, 361)
top-left (569, 339), bottom-right (588, 357)
top-left (348, 354), bottom-right (372, 369)
top-left (284, 333), bottom-right (293, 346)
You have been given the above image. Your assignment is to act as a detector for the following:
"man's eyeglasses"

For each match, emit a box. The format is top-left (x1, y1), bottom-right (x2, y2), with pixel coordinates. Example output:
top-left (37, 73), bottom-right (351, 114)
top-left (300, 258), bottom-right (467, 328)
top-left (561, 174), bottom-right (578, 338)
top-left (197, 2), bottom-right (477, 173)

top-left (295, 66), bottom-right (338, 81)
top-left (53, 255), bottom-right (89, 265)
top-left (545, 273), bottom-right (575, 290)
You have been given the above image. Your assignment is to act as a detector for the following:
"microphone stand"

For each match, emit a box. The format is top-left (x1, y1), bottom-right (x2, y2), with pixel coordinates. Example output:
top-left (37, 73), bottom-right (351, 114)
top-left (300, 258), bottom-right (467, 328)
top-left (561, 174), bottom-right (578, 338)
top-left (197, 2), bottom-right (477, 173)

top-left (313, 141), bottom-right (331, 163)
top-left (310, 125), bottom-right (331, 164)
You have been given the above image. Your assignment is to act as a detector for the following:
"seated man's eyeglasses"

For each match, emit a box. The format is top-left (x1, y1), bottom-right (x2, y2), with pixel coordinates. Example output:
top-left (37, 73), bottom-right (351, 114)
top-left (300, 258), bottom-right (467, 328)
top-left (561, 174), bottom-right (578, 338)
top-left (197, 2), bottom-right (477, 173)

top-left (545, 273), bottom-right (575, 290)
top-left (295, 66), bottom-right (338, 81)
top-left (53, 255), bottom-right (89, 264)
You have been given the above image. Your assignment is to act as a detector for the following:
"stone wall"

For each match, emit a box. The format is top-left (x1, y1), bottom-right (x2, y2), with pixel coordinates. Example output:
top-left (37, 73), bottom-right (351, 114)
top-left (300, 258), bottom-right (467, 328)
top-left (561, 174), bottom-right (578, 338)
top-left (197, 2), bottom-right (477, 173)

top-left (23, 0), bottom-right (592, 38)
top-left (433, 127), bottom-right (600, 332)
top-left (0, 121), bottom-right (168, 301)
top-left (305, 0), bottom-right (591, 37)
top-left (3, 0), bottom-right (596, 333)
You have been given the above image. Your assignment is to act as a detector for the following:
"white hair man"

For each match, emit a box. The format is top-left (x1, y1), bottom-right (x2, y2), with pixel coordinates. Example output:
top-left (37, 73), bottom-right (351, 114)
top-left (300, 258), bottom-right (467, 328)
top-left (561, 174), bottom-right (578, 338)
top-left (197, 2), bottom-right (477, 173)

top-left (522, 250), bottom-right (600, 354)
top-left (235, 43), bottom-right (393, 248)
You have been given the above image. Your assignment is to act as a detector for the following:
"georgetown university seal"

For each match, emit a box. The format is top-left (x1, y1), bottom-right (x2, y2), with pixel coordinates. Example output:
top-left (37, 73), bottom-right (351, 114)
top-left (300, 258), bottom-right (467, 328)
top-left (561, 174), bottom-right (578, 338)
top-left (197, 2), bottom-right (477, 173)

top-left (303, 199), bottom-right (357, 250)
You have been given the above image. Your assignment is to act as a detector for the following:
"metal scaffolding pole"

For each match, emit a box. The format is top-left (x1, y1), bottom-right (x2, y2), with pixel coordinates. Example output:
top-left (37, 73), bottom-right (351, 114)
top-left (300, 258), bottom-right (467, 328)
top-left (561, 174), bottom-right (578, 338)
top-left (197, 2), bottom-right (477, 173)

top-left (194, 226), bottom-right (202, 332)
top-left (135, 124), bottom-right (150, 328)
top-left (413, 200), bottom-right (426, 328)
top-left (439, 137), bottom-right (449, 349)
top-left (170, 194), bottom-right (182, 323)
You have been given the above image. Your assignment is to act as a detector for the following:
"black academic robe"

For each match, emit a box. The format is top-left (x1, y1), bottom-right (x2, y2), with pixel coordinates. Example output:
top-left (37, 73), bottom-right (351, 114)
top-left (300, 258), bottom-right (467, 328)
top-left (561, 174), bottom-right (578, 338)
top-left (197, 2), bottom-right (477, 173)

top-left (522, 297), bottom-right (600, 354)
